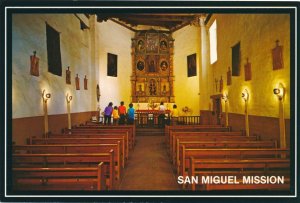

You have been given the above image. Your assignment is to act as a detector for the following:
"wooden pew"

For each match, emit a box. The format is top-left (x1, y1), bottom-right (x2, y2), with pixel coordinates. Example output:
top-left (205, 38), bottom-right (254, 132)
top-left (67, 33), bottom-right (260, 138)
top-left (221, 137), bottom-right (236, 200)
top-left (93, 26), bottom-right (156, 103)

top-left (60, 130), bottom-right (132, 151)
top-left (179, 146), bottom-right (290, 177)
top-left (170, 132), bottom-right (258, 158)
top-left (13, 143), bottom-right (122, 180)
top-left (188, 158), bottom-right (290, 191)
top-left (173, 140), bottom-right (277, 167)
top-left (165, 124), bottom-right (230, 144)
top-left (13, 162), bottom-right (106, 191)
top-left (66, 124), bottom-right (135, 149)
top-left (29, 136), bottom-right (127, 164)
top-left (12, 151), bottom-right (115, 189)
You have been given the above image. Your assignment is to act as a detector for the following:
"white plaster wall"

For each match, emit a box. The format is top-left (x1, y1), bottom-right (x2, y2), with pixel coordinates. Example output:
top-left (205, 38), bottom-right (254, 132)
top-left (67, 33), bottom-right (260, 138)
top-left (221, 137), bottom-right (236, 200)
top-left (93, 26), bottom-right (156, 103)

top-left (12, 14), bottom-right (96, 118)
top-left (97, 20), bottom-right (134, 111)
top-left (206, 14), bottom-right (290, 118)
top-left (173, 25), bottom-right (201, 116)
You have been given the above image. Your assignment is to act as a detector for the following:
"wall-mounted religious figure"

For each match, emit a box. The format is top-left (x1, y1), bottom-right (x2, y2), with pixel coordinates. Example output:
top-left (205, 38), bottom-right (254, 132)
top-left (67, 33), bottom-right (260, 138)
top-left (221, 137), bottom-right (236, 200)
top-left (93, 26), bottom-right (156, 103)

top-left (84, 75), bottom-right (88, 90)
top-left (75, 74), bottom-right (80, 90)
top-left (30, 51), bottom-right (39, 76)
top-left (149, 79), bottom-right (157, 96)
top-left (107, 53), bottom-right (118, 77)
top-left (187, 53), bottom-right (197, 77)
top-left (219, 76), bottom-right (223, 92)
top-left (161, 82), bottom-right (169, 96)
top-left (137, 60), bottom-right (145, 71)
top-left (146, 33), bottom-right (159, 53)
top-left (147, 55), bottom-right (159, 73)
top-left (96, 84), bottom-right (100, 102)
top-left (244, 58), bottom-right (252, 81)
top-left (136, 82), bottom-right (145, 96)
top-left (160, 40), bottom-right (168, 51)
top-left (272, 40), bottom-right (284, 70)
top-left (227, 66), bottom-right (232, 85)
top-left (66, 66), bottom-right (71, 84)
top-left (137, 39), bottom-right (145, 52)
top-left (160, 60), bottom-right (168, 71)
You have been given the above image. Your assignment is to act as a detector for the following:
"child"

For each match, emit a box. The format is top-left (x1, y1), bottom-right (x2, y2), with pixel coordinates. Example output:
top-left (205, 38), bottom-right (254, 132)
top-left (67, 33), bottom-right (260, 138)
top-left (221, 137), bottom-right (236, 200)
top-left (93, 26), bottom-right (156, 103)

top-left (127, 103), bottom-right (135, 125)
top-left (171, 104), bottom-right (179, 125)
top-left (112, 106), bottom-right (119, 125)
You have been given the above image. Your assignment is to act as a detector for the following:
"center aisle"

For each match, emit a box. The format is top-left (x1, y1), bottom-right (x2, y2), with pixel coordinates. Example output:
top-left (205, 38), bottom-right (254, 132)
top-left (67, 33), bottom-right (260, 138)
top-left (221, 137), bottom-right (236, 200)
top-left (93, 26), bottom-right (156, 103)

top-left (118, 135), bottom-right (180, 190)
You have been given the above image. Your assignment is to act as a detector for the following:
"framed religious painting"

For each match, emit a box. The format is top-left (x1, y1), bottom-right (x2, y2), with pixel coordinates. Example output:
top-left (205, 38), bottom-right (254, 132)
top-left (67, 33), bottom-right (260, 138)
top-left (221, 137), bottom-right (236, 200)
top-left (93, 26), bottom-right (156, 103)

top-left (187, 53), bottom-right (197, 77)
top-left (107, 53), bottom-right (117, 77)
top-left (272, 40), bottom-right (284, 70)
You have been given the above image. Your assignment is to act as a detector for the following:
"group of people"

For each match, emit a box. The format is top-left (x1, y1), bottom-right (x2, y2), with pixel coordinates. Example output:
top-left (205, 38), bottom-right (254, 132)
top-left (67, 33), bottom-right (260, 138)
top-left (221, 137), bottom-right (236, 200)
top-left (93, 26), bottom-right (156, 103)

top-left (103, 101), bottom-right (179, 126)
top-left (103, 101), bottom-right (135, 125)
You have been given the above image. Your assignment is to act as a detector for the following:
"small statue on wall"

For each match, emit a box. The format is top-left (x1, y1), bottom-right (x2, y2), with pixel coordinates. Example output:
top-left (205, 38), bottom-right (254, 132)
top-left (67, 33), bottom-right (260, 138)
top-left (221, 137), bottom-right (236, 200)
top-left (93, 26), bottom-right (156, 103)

top-left (84, 75), bottom-right (88, 90)
top-left (96, 84), bottom-right (100, 102)
top-left (244, 58), bottom-right (252, 81)
top-left (219, 76), bottom-right (223, 92)
top-left (66, 66), bottom-right (71, 84)
top-left (227, 66), bottom-right (232, 85)
top-left (75, 74), bottom-right (80, 90)
top-left (30, 51), bottom-right (39, 76)
top-left (272, 40), bottom-right (284, 70)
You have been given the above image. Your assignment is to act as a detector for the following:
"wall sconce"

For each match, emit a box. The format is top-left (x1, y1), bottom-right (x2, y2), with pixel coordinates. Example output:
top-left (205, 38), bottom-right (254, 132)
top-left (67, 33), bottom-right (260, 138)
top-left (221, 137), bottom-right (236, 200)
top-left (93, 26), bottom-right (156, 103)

top-left (242, 89), bottom-right (249, 102)
top-left (222, 93), bottom-right (228, 102)
top-left (42, 89), bottom-right (51, 103)
top-left (273, 83), bottom-right (285, 100)
top-left (66, 93), bottom-right (73, 103)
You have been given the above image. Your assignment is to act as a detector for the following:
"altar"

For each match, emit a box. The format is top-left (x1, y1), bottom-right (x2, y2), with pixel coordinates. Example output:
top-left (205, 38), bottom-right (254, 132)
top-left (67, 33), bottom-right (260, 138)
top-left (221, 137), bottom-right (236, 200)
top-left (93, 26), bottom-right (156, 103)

top-left (133, 103), bottom-right (173, 128)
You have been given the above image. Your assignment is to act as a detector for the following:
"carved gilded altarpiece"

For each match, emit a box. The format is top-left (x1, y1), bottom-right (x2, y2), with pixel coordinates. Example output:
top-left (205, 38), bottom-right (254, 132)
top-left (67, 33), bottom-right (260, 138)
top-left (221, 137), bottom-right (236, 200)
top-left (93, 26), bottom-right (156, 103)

top-left (131, 30), bottom-right (175, 103)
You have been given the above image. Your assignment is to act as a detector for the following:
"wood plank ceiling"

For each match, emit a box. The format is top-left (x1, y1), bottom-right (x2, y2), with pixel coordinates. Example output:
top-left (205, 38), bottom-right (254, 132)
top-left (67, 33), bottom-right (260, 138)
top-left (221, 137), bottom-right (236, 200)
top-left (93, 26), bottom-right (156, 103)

top-left (96, 13), bottom-right (206, 32)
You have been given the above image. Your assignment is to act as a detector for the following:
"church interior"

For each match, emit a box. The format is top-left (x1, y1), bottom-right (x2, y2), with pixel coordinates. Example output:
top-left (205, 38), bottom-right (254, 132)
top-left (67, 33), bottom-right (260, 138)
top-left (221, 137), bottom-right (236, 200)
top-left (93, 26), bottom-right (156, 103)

top-left (10, 11), bottom-right (292, 193)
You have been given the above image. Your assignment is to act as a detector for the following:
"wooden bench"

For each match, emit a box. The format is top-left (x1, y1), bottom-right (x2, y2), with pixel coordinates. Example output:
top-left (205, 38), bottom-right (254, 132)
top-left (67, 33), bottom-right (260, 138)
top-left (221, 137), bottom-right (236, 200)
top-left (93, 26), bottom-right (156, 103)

top-left (165, 124), bottom-right (230, 145)
top-left (179, 146), bottom-right (290, 177)
top-left (12, 151), bottom-right (115, 189)
top-left (67, 124), bottom-right (135, 149)
top-left (170, 132), bottom-right (258, 158)
top-left (173, 140), bottom-right (277, 167)
top-left (13, 143), bottom-right (122, 180)
top-left (62, 129), bottom-right (133, 150)
top-left (29, 136), bottom-right (128, 163)
top-left (13, 162), bottom-right (106, 191)
top-left (188, 158), bottom-right (290, 191)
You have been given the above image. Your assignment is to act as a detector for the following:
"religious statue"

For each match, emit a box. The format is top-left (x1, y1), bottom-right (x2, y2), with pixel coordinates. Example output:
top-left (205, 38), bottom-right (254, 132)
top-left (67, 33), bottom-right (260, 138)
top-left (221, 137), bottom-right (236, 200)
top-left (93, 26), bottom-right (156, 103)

top-left (84, 75), bottom-right (88, 90)
top-left (219, 76), bottom-right (223, 92)
top-left (137, 60), bottom-right (144, 71)
top-left (66, 66), bottom-right (71, 84)
top-left (30, 51), bottom-right (39, 76)
top-left (272, 40), bottom-right (284, 70)
top-left (137, 40), bottom-right (145, 51)
top-left (96, 84), bottom-right (100, 102)
top-left (148, 60), bottom-right (156, 72)
top-left (160, 40), bottom-right (167, 50)
top-left (75, 74), bottom-right (80, 90)
top-left (227, 66), bottom-right (232, 85)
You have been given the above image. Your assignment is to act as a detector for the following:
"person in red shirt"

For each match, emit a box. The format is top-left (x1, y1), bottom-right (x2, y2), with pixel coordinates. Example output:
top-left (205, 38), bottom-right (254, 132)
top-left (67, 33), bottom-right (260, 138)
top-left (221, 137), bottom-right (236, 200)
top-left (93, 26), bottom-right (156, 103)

top-left (118, 101), bottom-right (127, 125)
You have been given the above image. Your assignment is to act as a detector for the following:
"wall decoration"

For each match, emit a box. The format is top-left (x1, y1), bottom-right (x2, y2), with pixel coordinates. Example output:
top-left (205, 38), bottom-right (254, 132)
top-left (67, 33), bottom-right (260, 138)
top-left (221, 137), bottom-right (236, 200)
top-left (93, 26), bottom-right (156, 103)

top-left (107, 53), bottom-right (118, 77)
top-left (75, 74), bottom-right (80, 90)
top-left (66, 66), bottom-right (71, 84)
top-left (160, 60), bottom-right (168, 71)
top-left (84, 75), bottom-right (88, 90)
top-left (146, 33), bottom-right (159, 53)
top-left (149, 79), bottom-right (157, 96)
top-left (96, 84), bottom-right (100, 102)
top-left (227, 66), bottom-right (232, 85)
top-left (160, 39), bottom-right (168, 51)
top-left (46, 23), bottom-right (62, 76)
top-left (137, 39), bottom-right (145, 52)
top-left (232, 42), bottom-right (240, 76)
top-left (136, 60), bottom-right (145, 71)
top-left (187, 53), bottom-right (197, 77)
top-left (30, 51), bottom-right (39, 76)
top-left (215, 78), bottom-right (219, 92)
top-left (272, 40), bottom-right (284, 70)
top-left (244, 58), bottom-right (252, 81)
top-left (131, 31), bottom-right (175, 103)
top-left (219, 76), bottom-right (223, 92)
